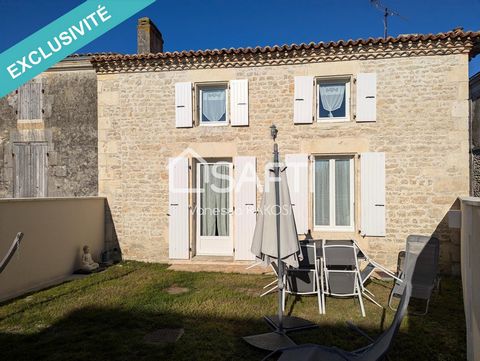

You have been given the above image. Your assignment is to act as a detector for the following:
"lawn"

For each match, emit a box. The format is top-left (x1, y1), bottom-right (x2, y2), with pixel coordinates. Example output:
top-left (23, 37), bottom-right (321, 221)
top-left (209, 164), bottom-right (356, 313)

top-left (0, 261), bottom-right (466, 361)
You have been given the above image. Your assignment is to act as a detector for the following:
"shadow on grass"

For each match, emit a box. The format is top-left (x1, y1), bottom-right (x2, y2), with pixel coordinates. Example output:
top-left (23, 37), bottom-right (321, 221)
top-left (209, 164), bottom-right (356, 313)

top-left (0, 268), bottom-right (136, 322)
top-left (0, 283), bottom-right (466, 361)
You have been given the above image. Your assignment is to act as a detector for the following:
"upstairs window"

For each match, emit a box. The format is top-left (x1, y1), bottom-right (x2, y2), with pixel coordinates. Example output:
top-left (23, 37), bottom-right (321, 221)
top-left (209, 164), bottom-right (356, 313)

top-left (317, 78), bottom-right (350, 122)
top-left (198, 84), bottom-right (228, 125)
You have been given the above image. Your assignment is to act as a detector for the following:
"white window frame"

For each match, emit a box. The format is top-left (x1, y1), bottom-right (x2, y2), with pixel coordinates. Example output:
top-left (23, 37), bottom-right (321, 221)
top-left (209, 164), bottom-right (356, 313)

top-left (316, 77), bottom-right (351, 123)
top-left (312, 156), bottom-right (355, 232)
top-left (197, 82), bottom-right (229, 127)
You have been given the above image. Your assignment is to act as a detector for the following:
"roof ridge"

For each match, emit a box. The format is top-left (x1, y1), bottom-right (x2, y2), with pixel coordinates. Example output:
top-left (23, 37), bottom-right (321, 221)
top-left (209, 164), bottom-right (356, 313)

top-left (91, 29), bottom-right (480, 63)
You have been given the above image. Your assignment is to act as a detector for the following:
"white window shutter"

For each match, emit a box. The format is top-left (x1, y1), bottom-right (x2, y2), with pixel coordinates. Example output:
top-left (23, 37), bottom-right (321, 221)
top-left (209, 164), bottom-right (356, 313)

top-left (234, 156), bottom-right (257, 260)
top-left (168, 157), bottom-right (190, 259)
top-left (230, 79), bottom-right (249, 126)
top-left (293, 76), bottom-right (314, 124)
top-left (175, 82), bottom-right (193, 128)
top-left (360, 152), bottom-right (386, 237)
top-left (356, 73), bottom-right (377, 122)
top-left (285, 154), bottom-right (309, 234)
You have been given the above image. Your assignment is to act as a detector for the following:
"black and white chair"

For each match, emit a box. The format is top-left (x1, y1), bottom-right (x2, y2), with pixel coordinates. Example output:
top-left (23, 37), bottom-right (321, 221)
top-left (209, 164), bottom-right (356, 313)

top-left (283, 243), bottom-right (324, 314)
top-left (322, 240), bottom-right (365, 317)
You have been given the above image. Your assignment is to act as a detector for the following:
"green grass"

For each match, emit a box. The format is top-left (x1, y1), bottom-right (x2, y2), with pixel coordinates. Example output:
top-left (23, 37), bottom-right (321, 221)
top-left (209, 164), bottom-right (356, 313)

top-left (0, 261), bottom-right (466, 360)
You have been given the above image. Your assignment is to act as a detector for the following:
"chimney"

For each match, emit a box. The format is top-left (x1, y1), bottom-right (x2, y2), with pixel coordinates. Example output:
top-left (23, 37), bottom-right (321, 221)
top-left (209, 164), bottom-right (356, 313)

top-left (137, 17), bottom-right (164, 54)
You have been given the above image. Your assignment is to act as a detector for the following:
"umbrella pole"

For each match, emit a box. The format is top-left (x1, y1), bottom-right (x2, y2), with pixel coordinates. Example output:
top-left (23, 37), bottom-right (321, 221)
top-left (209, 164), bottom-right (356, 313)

top-left (273, 142), bottom-right (284, 334)
top-left (242, 125), bottom-right (317, 351)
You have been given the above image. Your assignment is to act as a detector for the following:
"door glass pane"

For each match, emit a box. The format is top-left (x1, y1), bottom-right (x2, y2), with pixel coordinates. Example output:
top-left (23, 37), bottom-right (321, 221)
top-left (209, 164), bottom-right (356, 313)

top-left (335, 159), bottom-right (350, 226)
top-left (314, 159), bottom-right (330, 226)
top-left (201, 88), bottom-right (226, 122)
top-left (318, 82), bottom-right (346, 118)
top-left (200, 164), bottom-right (230, 236)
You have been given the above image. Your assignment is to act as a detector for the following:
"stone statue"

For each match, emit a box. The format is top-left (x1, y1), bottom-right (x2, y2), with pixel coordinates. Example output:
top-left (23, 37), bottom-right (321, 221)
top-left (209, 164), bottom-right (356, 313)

top-left (81, 245), bottom-right (99, 271)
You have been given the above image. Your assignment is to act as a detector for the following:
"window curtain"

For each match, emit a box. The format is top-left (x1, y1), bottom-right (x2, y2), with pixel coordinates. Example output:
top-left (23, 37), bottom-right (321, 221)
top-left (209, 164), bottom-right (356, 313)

top-left (200, 164), bottom-right (230, 236)
top-left (315, 159), bottom-right (330, 226)
top-left (335, 160), bottom-right (350, 226)
top-left (213, 164), bottom-right (229, 236)
top-left (201, 165), bottom-right (217, 236)
top-left (319, 83), bottom-right (345, 117)
top-left (202, 88), bottom-right (226, 122)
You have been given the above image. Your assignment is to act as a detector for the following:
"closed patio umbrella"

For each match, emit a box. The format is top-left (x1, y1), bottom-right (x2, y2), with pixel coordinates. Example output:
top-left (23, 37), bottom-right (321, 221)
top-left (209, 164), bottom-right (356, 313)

top-left (243, 125), bottom-right (316, 351)
top-left (250, 163), bottom-right (302, 269)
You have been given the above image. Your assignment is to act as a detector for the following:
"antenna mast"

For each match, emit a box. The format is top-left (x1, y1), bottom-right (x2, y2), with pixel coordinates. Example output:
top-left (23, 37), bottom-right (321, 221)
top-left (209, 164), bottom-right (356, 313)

top-left (370, 0), bottom-right (406, 38)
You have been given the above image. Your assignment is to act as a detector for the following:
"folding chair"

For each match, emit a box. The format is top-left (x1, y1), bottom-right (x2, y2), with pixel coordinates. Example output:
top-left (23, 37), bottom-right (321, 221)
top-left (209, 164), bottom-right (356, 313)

top-left (389, 235), bottom-right (440, 315)
top-left (261, 262), bottom-right (280, 297)
top-left (263, 233), bottom-right (426, 361)
top-left (283, 244), bottom-right (324, 314)
top-left (322, 240), bottom-right (365, 317)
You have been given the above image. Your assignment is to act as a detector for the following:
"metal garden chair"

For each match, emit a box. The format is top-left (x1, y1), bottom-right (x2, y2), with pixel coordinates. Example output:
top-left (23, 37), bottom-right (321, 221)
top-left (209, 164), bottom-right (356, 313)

top-left (388, 235), bottom-right (440, 315)
top-left (262, 234), bottom-right (426, 361)
top-left (283, 243), bottom-right (324, 314)
top-left (322, 240), bottom-right (365, 317)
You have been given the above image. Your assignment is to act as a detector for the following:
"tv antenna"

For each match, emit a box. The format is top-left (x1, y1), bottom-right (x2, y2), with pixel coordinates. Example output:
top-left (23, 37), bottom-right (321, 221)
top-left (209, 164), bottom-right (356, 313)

top-left (370, 0), bottom-right (407, 38)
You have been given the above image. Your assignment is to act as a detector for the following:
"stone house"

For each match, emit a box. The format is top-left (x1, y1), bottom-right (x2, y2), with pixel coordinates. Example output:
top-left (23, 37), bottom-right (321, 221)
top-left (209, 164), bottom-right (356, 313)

top-left (1, 18), bottom-right (479, 273)
top-left (91, 21), bottom-right (480, 273)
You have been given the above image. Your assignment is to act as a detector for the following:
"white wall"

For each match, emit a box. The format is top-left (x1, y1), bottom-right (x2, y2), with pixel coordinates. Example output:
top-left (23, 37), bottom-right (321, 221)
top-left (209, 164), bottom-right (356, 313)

top-left (460, 197), bottom-right (480, 361)
top-left (0, 197), bottom-right (105, 302)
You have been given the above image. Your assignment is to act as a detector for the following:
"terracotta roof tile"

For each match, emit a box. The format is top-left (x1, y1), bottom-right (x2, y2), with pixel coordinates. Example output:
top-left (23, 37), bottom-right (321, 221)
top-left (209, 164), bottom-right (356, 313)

top-left (91, 30), bottom-right (480, 63)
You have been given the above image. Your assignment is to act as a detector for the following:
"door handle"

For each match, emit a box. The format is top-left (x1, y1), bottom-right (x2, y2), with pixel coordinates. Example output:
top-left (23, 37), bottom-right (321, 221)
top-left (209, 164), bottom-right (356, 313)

top-left (375, 204), bottom-right (385, 207)
top-left (170, 203), bottom-right (178, 206)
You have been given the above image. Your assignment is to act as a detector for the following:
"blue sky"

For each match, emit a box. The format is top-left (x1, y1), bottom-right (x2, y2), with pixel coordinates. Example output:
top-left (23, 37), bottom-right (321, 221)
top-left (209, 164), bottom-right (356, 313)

top-left (1, 0), bottom-right (479, 75)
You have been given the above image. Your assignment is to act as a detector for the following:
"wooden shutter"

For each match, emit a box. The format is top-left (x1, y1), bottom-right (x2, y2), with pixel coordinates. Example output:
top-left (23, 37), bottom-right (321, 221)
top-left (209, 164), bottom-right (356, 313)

top-left (13, 142), bottom-right (47, 198)
top-left (293, 76), bottom-right (314, 124)
top-left (234, 156), bottom-right (257, 260)
top-left (360, 152), bottom-right (386, 236)
top-left (175, 82), bottom-right (193, 128)
top-left (168, 157), bottom-right (190, 259)
top-left (18, 80), bottom-right (42, 120)
top-left (13, 143), bottom-right (30, 198)
top-left (31, 143), bottom-right (48, 197)
top-left (285, 154), bottom-right (309, 234)
top-left (230, 79), bottom-right (249, 126)
top-left (356, 73), bottom-right (377, 122)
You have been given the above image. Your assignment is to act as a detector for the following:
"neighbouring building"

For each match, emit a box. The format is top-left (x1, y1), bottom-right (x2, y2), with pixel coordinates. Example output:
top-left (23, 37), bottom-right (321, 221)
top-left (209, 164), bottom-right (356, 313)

top-left (1, 18), bottom-right (479, 274)
top-left (0, 55), bottom-right (99, 198)
top-left (470, 71), bottom-right (480, 196)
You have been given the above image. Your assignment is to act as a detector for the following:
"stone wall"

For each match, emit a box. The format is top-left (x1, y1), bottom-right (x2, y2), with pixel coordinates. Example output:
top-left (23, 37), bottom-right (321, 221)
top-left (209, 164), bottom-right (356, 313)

top-left (473, 149), bottom-right (480, 197)
top-left (472, 97), bottom-right (480, 196)
top-left (97, 53), bottom-right (470, 273)
top-left (0, 63), bottom-right (98, 198)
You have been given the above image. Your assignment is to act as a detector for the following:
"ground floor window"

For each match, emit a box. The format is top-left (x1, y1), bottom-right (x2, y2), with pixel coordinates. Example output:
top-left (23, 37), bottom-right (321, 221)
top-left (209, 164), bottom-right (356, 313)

top-left (314, 156), bottom-right (354, 231)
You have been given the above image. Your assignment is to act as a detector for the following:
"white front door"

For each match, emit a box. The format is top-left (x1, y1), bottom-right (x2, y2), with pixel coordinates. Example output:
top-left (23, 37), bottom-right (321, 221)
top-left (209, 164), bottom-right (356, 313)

top-left (196, 162), bottom-right (233, 256)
